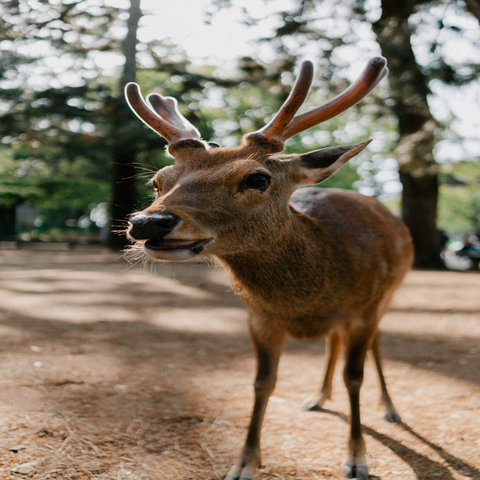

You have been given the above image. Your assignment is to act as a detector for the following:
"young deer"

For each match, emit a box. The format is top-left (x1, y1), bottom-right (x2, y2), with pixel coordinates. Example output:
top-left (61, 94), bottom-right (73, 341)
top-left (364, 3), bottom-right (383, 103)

top-left (125, 57), bottom-right (413, 480)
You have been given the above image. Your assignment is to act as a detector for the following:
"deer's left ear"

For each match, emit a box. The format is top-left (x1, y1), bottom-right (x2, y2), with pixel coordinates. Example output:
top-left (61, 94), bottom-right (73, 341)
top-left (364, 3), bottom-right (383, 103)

top-left (286, 140), bottom-right (371, 186)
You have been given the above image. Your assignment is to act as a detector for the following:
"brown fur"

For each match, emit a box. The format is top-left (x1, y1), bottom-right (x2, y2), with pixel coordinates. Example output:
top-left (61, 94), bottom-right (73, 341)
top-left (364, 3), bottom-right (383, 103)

top-left (127, 146), bottom-right (413, 480)
top-left (125, 57), bottom-right (411, 480)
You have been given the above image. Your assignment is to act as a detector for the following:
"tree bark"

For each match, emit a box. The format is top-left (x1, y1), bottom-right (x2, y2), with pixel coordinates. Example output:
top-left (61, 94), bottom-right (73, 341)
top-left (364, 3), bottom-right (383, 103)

top-left (0, 205), bottom-right (16, 239)
top-left (465, 0), bottom-right (480, 22)
top-left (108, 0), bottom-right (142, 249)
top-left (373, 0), bottom-right (443, 268)
top-left (400, 171), bottom-right (438, 266)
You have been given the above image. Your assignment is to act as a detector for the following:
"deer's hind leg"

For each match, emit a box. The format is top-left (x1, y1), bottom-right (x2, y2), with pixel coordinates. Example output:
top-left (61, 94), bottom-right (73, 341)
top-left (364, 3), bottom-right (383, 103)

top-left (368, 328), bottom-right (401, 423)
top-left (305, 325), bottom-right (399, 424)
top-left (304, 329), bottom-right (342, 411)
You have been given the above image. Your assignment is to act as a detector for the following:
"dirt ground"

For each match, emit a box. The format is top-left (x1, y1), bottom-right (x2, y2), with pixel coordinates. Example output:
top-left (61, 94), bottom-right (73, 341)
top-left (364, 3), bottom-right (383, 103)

top-left (0, 247), bottom-right (479, 480)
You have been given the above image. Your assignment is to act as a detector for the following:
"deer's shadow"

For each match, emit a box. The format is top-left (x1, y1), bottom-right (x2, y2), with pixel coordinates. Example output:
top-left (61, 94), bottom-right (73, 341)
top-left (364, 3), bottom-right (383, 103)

top-left (318, 408), bottom-right (479, 480)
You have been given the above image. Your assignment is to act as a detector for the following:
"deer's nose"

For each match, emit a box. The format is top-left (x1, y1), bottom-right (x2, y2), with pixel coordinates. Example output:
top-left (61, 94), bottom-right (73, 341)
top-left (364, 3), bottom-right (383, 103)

top-left (128, 213), bottom-right (180, 240)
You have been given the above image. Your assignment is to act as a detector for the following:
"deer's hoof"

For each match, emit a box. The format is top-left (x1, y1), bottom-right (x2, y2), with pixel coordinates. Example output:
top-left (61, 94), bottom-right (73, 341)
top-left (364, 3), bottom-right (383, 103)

top-left (224, 475), bottom-right (254, 480)
top-left (303, 400), bottom-right (322, 411)
top-left (303, 393), bottom-right (330, 411)
top-left (225, 457), bottom-right (258, 480)
top-left (342, 462), bottom-right (368, 479)
top-left (385, 412), bottom-right (401, 424)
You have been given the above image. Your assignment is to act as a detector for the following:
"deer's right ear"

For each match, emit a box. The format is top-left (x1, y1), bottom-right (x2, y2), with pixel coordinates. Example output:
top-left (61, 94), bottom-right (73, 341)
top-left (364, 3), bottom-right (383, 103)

top-left (289, 140), bottom-right (371, 186)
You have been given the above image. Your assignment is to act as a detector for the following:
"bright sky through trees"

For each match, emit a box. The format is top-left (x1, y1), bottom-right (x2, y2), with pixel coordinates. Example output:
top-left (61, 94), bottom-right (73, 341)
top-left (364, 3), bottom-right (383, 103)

top-left (141, 0), bottom-right (480, 162)
top-left (3, 0), bottom-right (480, 247)
top-left (139, 0), bottom-right (292, 63)
top-left (8, 0), bottom-right (480, 161)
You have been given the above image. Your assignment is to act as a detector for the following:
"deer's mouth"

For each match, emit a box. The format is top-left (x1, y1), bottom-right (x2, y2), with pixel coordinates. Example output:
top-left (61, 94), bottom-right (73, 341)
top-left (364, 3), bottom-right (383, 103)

top-left (145, 237), bottom-right (213, 254)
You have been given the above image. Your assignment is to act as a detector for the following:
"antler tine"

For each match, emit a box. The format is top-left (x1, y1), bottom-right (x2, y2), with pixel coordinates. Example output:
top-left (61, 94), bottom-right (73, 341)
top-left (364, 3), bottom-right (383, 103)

top-left (125, 83), bottom-right (199, 144)
top-left (255, 60), bottom-right (314, 142)
top-left (147, 93), bottom-right (201, 141)
top-left (282, 57), bottom-right (387, 140)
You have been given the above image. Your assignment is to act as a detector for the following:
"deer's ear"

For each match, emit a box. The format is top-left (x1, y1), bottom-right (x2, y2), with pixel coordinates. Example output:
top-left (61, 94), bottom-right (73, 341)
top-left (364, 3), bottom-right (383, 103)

top-left (288, 140), bottom-right (371, 185)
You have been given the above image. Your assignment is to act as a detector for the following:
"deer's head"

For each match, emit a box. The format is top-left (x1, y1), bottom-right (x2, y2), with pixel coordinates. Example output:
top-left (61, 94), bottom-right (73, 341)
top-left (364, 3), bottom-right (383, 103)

top-left (126, 58), bottom-right (387, 261)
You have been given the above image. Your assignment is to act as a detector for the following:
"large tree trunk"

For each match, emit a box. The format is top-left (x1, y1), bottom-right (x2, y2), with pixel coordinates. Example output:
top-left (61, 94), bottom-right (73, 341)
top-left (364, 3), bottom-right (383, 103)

top-left (400, 170), bottom-right (439, 266)
top-left (108, 0), bottom-right (141, 249)
top-left (465, 0), bottom-right (480, 21)
top-left (373, 0), bottom-right (443, 268)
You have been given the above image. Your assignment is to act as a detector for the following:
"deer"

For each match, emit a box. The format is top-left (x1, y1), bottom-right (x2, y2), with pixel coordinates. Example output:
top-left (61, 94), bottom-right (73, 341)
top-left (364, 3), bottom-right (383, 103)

top-left (124, 57), bottom-right (414, 480)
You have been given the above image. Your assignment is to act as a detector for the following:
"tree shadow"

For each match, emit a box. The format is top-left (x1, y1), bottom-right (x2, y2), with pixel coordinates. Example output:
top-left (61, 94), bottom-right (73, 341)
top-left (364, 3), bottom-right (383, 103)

top-left (389, 306), bottom-right (480, 314)
top-left (0, 309), bottom-right (252, 478)
top-left (379, 330), bottom-right (480, 386)
top-left (284, 327), bottom-right (480, 387)
top-left (1, 252), bottom-right (479, 478)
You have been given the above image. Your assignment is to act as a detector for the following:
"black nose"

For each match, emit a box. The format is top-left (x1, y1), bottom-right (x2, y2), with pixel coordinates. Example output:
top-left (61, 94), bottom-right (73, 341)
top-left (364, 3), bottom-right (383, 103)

top-left (128, 213), bottom-right (180, 240)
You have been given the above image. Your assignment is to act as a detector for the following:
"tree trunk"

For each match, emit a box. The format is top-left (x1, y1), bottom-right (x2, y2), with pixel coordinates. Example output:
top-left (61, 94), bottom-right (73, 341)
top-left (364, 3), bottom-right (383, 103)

top-left (465, 0), bottom-right (480, 22)
top-left (0, 205), bottom-right (16, 239)
top-left (400, 171), bottom-right (439, 266)
top-left (108, 0), bottom-right (142, 249)
top-left (373, 0), bottom-right (443, 268)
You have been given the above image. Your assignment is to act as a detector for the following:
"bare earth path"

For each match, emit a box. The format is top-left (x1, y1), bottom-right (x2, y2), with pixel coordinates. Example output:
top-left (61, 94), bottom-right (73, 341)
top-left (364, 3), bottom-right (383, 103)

top-left (0, 248), bottom-right (478, 480)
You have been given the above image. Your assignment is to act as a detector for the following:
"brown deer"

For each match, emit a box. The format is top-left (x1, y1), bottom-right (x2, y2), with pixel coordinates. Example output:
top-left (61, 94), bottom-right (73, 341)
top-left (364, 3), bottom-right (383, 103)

top-left (125, 57), bottom-right (413, 480)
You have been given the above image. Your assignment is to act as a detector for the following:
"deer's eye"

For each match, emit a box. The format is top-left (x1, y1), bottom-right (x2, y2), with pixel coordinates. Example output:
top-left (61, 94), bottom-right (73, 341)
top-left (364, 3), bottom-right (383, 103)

top-left (244, 174), bottom-right (270, 191)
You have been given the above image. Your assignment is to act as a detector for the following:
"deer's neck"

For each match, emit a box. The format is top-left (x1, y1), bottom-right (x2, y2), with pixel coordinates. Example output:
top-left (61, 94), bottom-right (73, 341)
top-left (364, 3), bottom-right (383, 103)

top-left (217, 209), bottom-right (333, 312)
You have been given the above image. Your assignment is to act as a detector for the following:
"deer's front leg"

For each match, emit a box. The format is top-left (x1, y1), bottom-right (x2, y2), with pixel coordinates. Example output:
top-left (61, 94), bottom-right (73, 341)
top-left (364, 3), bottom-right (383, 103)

top-left (225, 317), bottom-right (286, 480)
top-left (341, 324), bottom-right (372, 480)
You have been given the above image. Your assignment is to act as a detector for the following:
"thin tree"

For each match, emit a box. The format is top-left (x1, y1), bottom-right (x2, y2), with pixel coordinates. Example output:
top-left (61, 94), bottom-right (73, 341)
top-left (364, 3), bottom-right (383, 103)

top-left (108, 0), bottom-right (142, 248)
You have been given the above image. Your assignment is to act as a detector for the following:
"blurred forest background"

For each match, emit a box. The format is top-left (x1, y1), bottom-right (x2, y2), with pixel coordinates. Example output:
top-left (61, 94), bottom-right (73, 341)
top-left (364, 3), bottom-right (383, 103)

top-left (0, 0), bottom-right (480, 268)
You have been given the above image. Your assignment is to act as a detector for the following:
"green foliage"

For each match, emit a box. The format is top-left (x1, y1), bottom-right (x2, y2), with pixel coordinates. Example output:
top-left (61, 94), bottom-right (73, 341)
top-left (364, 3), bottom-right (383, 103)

top-left (0, 143), bottom-right (110, 238)
top-left (0, 1), bottom-right (170, 241)
top-left (0, 1), bottom-right (123, 240)
top-left (438, 161), bottom-right (480, 234)
top-left (2, 0), bottom-right (478, 247)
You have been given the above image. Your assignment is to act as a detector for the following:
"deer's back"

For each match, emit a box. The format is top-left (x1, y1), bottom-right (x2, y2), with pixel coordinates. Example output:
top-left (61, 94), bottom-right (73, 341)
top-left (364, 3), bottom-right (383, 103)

top-left (290, 187), bottom-right (413, 274)
top-left (285, 187), bottom-right (413, 320)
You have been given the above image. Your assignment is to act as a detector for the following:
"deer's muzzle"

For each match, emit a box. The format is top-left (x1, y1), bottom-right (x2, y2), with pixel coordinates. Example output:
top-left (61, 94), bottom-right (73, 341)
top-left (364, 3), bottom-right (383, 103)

top-left (127, 213), bottom-right (180, 240)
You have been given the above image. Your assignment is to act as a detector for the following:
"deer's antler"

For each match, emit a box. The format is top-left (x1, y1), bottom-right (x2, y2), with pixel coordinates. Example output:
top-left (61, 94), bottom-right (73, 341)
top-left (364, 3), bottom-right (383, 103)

top-left (125, 83), bottom-right (202, 146)
top-left (125, 57), bottom-right (387, 155)
top-left (257, 60), bottom-right (314, 142)
top-left (246, 57), bottom-right (387, 149)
